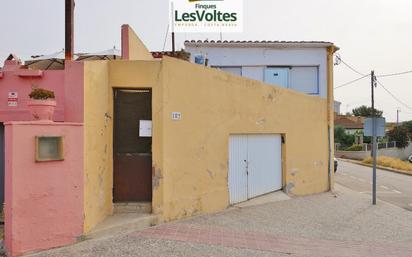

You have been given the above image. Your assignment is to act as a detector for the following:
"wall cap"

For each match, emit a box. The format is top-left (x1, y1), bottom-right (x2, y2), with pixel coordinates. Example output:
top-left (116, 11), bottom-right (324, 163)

top-left (15, 69), bottom-right (44, 77)
top-left (4, 121), bottom-right (83, 126)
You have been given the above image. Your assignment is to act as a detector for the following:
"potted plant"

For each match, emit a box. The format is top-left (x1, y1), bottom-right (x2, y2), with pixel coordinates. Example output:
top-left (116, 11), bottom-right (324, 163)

top-left (27, 87), bottom-right (56, 121)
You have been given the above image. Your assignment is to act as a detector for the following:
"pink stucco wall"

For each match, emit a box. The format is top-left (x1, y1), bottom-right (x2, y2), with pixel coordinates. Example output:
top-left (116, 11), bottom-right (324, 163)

top-left (0, 60), bottom-right (84, 122)
top-left (63, 61), bottom-right (84, 122)
top-left (4, 121), bottom-right (84, 257)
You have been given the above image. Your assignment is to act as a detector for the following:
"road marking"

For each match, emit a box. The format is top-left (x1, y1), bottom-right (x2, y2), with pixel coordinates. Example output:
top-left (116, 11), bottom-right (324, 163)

top-left (408, 203), bottom-right (412, 207)
top-left (380, 185), bottom-right (389, 190)
top-left (341, 173), bottom-right (347, 176)
top-left (350, 176), bottom-right (357, 179)
top-left (357, 178), bottom-right (365, 182)
top-left (392, 190), bottom-right (402, 194)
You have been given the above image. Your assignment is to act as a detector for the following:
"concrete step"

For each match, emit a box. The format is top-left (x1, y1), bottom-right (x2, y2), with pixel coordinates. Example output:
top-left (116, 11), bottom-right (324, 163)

top-left (114, 202), bottom-right (152, 214)
top-left (234, 190), bottom-right (291, 208)
top-left (86, 213), bottom-right (160, 239)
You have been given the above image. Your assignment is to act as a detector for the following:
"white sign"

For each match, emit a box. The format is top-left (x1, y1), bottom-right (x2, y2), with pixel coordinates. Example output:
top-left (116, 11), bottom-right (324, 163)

top-left (172, 112), bottom-right (182, 121)
top-left (170, 0), bottom-right (243, 33)
top-left (139, 120), bottom-right (152, 137)
top-left (364, 117), bottom-right (386, 137)
top-left (8, 92), bottom-right (18, 107)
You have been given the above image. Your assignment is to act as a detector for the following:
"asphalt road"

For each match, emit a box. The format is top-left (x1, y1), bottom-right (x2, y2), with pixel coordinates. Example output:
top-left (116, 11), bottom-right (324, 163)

top-left (335, 160), bottom-right (412, 211)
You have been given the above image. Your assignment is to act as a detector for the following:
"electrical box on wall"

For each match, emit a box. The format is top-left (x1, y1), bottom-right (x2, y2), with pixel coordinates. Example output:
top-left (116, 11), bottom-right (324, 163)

top-left (35, 136), bottom-right (64, 162)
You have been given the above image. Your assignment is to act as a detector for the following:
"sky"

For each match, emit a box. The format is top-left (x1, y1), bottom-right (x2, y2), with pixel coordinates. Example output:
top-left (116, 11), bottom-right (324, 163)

top-left (1, 0), bottom-right (412, 122)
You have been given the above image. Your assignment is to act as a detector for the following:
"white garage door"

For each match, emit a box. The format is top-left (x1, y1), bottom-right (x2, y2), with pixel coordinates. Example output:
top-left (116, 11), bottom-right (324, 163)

top-left (228, 134), bottom-right (282, 204)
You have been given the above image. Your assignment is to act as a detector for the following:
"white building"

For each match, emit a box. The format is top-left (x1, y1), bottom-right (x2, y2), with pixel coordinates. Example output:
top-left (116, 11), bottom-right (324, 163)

top-left (334, 101), bottom-right (342, 114)
top-left (184, 40), bottom-right (338, 99)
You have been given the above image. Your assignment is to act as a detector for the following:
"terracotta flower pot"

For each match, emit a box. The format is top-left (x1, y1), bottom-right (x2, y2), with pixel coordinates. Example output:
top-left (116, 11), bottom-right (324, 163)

top-left (27, 99), bottom-right (56, 121)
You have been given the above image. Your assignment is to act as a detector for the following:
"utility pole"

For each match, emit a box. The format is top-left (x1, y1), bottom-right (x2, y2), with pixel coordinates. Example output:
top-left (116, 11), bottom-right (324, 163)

top-left (65, 0), bottom-right (75, 60)
top-left (397, 109), bottom-right (401, 126)
top-left (371, 70), bottom-right (377, 205)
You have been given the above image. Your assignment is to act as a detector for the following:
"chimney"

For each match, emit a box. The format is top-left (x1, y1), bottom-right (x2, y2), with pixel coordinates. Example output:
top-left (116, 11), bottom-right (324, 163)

top-left (65, 0), bottom-right (74, 60)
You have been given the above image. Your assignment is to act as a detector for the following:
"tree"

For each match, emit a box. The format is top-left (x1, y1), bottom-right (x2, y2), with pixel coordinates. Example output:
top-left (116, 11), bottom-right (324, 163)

top-left (401, 120), bottom-right (412, 138)
top-left (387, 126), bottom-right (410, 148)
top-left (352, 105), bottom-right (383, 117)
top-left (334, 125), bottom-right (355, 147)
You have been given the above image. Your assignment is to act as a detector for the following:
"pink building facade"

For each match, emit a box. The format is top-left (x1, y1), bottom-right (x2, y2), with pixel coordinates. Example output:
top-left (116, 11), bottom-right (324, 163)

top-left (0, 58), bottom-right (83, 123)
top-left (0, 56), bottom-right (85, 256)
top-left (4, 122), bottom-right (84, 256)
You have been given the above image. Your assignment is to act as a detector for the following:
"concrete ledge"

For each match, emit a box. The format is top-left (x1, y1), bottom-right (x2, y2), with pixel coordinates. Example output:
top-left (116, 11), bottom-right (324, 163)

top-left (234, 191), bottom-right (291, 208)
top-left (86, 213), bottom-right (161, 240)
top-left (338, 158), bottom-right (412, 177)
top-left (4, 121), bottom-right (83, 126)
top-left (15, 69), bottom-right (43, 77)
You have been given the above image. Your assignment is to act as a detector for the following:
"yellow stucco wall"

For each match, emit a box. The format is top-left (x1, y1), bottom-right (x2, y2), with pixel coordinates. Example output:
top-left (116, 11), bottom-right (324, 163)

top-left (83, 55), bottom-right (333, 227)
top-left (158, 57), bottom-right (330, 221)
top-left (109, 60), bottom-right (165, 215)
top-left (126, 26), bottom-right (154, 61)
top-left (83, 61), bottom-right (113, 232)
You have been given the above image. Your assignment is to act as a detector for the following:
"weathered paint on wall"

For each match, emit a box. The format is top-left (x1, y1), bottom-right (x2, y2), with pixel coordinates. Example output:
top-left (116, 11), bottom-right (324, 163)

top-left (121, 24), bottom-right (154, 61)
top-left (4, 122), bottom-right (83, 257)
top-left (83, 61), bottom-right (113, 233)
top-left (109, 60), bottom-right (164, 215)
top-left (84, 56), bottom-right (331, 224)
top-left (158, 57), bottom-right (330, 220)
top-left (83, 60), bottom-right (165, 231)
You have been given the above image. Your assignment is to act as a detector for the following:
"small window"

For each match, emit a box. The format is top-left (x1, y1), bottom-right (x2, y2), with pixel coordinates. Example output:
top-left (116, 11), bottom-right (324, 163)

top-left (35, 136), bottom-right (64, 162)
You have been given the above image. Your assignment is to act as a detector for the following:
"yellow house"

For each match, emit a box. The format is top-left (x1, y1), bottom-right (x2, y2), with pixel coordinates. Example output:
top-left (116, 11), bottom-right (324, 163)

top-left (83, 25), bottom-right (338, 233)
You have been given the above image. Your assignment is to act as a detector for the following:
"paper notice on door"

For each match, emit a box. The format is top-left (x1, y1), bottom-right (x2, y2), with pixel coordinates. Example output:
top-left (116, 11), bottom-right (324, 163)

top-left (139, 120), bottom-right (152, 137)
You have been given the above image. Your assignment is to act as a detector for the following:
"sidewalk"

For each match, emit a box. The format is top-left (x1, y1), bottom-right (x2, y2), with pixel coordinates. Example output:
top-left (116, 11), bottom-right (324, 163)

top-left (28, 184), bottom-right (412, 257)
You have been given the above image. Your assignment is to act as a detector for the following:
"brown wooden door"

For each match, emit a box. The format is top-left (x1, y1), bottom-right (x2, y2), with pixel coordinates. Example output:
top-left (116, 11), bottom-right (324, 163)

top-left (114, 89), bottom-right (152, 202)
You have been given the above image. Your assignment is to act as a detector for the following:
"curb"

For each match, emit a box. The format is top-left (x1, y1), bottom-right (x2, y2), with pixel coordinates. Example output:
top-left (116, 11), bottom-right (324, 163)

top-left (338, 158), bottom-right (412, 177)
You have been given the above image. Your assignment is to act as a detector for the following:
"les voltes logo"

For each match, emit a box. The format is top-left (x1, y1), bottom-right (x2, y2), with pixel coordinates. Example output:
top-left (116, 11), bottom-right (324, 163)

top-left (170, 0), bottom-right (243, 33)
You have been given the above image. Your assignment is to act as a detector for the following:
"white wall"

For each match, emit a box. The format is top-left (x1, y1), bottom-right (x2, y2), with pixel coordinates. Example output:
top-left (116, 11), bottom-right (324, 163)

top-left (185, 46), bottom-right (328, 98)
top-left (336, 143), bottom-right (412, 161)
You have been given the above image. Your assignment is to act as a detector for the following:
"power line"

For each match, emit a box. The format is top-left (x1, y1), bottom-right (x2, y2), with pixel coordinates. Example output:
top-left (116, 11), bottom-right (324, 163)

top-left (335, 54), bottom-right (412, 78)
top-left (334, 73), bottom-right (370, 89)
top-left (334, 54), bottom-right (366, 76)
top-left (376, 70), bottom-right (412, 78)
top-left (340, 59), bottom-right (366, 76)
top-left (376, 79), bottom-right (412, 111)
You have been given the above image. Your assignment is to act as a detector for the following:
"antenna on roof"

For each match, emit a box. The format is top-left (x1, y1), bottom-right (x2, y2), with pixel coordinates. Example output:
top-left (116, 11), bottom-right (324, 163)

top-left (171, 1), bottom-right (176, 53)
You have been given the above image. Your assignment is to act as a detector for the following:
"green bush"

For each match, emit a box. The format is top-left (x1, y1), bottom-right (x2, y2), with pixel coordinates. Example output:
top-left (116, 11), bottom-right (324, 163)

top-left (334, 125), bottom-right (355, 147)
top-left (344, 144), bottom-right (363, 151)
top-left (387, 126), bottom-right (409, 148)
top-left (29, 88), bottom-right (55, 100)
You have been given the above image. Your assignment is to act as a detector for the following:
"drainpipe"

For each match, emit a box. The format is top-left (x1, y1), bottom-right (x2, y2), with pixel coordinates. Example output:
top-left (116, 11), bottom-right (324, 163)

top-left (65, 0), bottom-right (75, 60)
top-left (327, 46), bottom-right (337, 191)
